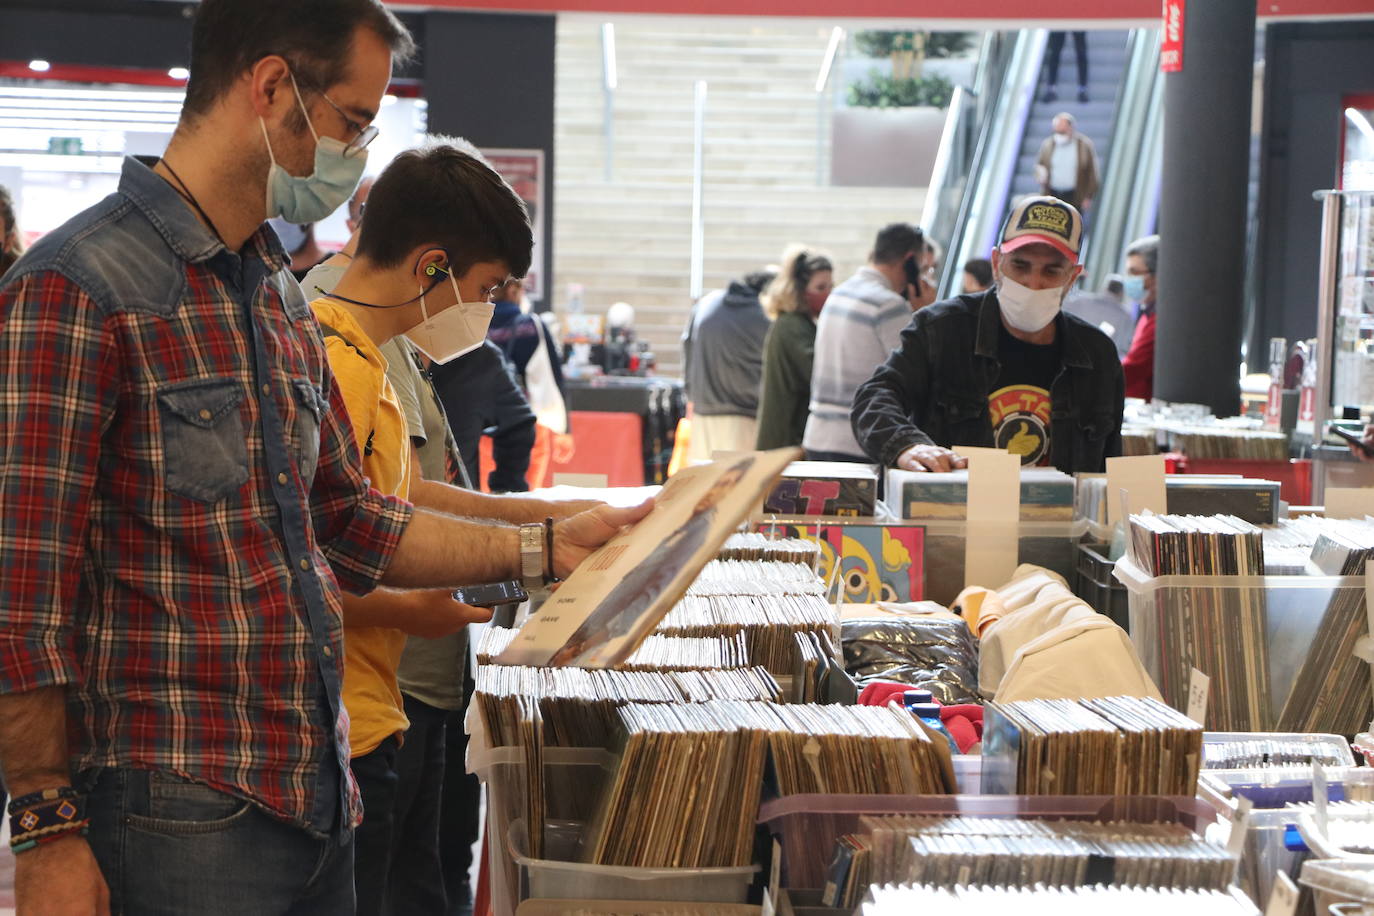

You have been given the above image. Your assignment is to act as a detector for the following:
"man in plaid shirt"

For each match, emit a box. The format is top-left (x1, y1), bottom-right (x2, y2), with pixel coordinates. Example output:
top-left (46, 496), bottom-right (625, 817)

top-left (0, 1), bottom-right (649, 913)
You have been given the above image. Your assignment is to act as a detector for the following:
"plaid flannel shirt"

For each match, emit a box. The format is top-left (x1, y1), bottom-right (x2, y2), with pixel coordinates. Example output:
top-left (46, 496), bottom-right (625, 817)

top-left (0, 157), bottom-right (413, 835)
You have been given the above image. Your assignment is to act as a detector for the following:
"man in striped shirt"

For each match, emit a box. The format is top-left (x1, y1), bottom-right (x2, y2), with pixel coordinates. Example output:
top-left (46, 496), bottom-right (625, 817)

top-left (803, 223), bottom-right (935, 462)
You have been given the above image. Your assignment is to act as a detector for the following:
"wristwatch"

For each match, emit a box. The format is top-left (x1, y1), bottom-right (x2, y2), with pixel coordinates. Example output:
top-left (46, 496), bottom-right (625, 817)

top-left (519, 522), bottom-right (545, 591)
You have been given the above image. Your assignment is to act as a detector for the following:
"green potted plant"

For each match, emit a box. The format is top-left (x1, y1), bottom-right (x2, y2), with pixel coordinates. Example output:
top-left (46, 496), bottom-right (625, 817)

top-left (831, 30), bottom-right (974, 187)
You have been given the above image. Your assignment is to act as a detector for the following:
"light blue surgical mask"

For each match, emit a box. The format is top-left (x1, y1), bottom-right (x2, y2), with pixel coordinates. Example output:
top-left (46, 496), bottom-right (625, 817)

top-left (259, 72), bottom-right (367, 224)
top-left (1123, 273), bottom-right (1148, 302)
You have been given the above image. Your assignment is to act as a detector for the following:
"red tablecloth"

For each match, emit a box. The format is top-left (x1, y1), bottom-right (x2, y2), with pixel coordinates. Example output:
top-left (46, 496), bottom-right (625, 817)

top-left (479, 410), bottom-right (646, 490)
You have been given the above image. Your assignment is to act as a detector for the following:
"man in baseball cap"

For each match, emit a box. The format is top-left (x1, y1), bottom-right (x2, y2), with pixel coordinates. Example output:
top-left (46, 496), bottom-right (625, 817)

top-left (850, 196), bottom-right (1124, 474)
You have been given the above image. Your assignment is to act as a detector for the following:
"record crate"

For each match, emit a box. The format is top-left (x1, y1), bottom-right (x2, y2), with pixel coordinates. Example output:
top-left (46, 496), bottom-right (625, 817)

top-left (470, 744), bottom-right (759, 912)
top-left (506, 819), bottom-right (758, 905)
top-left (756, 792), bottom-right (1218, 892)
top-left (1072, 541), bottom-right (1130, 630)
top-left (1113, 555), bottom-right (1373, 733)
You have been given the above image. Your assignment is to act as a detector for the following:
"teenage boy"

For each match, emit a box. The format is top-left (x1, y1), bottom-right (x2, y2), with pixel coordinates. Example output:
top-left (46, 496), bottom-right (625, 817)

top-left (307, 137), bottom-right (573, 913)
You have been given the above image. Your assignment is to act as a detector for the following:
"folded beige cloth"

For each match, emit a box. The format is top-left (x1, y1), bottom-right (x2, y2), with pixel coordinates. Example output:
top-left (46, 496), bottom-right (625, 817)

top-left (968, 564), bottom-right (1160, 702)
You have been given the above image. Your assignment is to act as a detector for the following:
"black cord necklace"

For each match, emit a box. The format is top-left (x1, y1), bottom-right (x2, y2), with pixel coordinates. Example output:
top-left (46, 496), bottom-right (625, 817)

top-left (324, 285), bottom-right (434, 311)
top-left (157, 159), bottom-right (226, 247)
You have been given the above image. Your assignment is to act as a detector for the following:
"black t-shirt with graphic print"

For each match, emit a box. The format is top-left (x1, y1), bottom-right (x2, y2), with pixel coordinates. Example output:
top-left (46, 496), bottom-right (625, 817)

top-left (989, 321), bottom-right (1061, 465)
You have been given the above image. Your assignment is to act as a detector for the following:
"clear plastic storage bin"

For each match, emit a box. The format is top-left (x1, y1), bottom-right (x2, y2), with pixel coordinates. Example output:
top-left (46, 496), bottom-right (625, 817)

top-left (1301, 860), bottom-right (1374, 916)
top-left (1202, 732), bottom-right (1357, 769)
top-left (918, 518), bottom-right (1086, 605)
top-left (757, 793), bottom-right (1217, 890)
top-left (469, 745), bottom-right (620, 916)
top-left (508, 819), bottom-right (759, 904)
top-left (1113, 555), bottom-right (1373, 732)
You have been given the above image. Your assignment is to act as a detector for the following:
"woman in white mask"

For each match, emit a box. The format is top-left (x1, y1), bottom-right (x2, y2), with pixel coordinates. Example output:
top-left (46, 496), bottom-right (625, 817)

top-left (850, 196), bottom-right (1125, 475)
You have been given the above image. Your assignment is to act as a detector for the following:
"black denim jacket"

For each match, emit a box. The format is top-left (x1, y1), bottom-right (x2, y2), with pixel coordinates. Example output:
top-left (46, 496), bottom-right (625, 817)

top-left (851, 289), bottom-right (1125, 472)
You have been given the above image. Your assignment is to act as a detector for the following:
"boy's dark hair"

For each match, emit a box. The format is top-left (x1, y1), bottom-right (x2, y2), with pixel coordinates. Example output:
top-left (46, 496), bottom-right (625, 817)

top-left (871, 222), bottom-right (924, 266)
top-left (357, 137), bottom-right (533, 279)
top-left (183, 0), bottom-right (415, 119)
top-left (963, 257), bottom-right (993, 288)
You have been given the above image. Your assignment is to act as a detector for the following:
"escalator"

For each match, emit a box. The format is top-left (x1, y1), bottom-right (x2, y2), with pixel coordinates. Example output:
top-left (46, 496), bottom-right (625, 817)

top-left (926, 28), bottom-right (1164, 298)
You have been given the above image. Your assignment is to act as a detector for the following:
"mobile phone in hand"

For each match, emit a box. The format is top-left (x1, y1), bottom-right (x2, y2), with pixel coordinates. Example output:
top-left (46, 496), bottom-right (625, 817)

top-left (452, 580), bottom-right (529, 608)
top-left (1330, 424), bottom-right (1374, 457)
top-left (903, 253), bottom-right (921, 291)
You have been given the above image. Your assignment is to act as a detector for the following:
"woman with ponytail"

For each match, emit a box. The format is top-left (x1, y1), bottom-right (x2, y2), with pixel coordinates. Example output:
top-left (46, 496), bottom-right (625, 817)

top-left (755, 244), bottom-right (834, 449)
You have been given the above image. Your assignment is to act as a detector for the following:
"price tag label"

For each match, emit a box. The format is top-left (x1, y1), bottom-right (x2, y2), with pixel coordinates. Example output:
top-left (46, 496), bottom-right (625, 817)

top-left (1265, 872), bottom-right (1299, 916)
top-left (1226, 796), bottom-right (1253, 858)
top-left (1187, 667), bottom-right (1210, 726)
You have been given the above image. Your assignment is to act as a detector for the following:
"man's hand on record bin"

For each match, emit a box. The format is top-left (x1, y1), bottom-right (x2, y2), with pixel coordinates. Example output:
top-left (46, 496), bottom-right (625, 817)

top-left (896, 444), bottom-right (968, 473)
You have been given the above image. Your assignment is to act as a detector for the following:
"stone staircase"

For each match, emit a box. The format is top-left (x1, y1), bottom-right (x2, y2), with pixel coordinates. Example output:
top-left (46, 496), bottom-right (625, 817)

top-left (553, 17), bottom-right (930, 376)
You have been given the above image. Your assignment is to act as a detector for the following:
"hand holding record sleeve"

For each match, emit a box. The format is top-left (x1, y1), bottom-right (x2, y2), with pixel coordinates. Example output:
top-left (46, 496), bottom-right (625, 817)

top-left (497, 448), bottom-right (802, 668)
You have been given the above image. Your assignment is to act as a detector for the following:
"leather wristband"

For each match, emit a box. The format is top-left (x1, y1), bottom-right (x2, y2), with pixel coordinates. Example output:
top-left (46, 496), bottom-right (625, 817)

top-left (543, 516), bottom-right (558, 584)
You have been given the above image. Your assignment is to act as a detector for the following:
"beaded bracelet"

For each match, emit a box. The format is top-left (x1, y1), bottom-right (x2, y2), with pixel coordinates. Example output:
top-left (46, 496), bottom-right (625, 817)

top-left (9, 790), bottom-right (89, 853)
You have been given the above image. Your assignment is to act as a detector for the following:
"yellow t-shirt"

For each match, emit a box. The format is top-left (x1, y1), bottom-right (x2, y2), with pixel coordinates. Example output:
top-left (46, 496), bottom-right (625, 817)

top-left (311, 298), bottom-right (412, 758)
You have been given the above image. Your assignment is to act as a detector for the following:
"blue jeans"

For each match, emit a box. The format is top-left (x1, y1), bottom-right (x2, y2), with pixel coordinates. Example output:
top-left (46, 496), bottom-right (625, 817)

top-left (83, 768), bottom-right (354, 915)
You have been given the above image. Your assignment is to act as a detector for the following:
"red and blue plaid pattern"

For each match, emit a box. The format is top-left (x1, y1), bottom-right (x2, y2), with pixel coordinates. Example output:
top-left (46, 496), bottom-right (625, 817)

top-left (0, 157), bottom-right (412, 831)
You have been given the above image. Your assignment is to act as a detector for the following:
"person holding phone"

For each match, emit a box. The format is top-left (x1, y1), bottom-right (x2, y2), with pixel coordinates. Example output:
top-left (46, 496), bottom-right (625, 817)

top-left (802, 222), bottom-right (936, 462)
top-left (852, 197), bottom-right (1124, 474)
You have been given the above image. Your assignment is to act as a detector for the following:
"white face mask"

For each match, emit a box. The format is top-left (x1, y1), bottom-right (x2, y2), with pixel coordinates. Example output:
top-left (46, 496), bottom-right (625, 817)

top-left (403, 268), bottom-right (495, 364)
top-left (997, 273), bottom-right (1068, 333)
top-left (1053, 132), bottom-right (1071, 146)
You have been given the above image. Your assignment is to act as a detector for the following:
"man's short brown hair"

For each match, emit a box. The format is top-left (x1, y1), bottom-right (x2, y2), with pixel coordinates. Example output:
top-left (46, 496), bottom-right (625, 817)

top-left (182, 0), bottom-right (415, 119)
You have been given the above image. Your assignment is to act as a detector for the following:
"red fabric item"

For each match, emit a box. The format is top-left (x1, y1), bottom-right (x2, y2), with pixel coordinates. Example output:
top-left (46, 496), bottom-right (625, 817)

top-left (858, 681), bottom-right (918, 707)
top-left (939, 704), bottom-right (985, 754)
top-left (1122, 311), bottom-right (1156, 400)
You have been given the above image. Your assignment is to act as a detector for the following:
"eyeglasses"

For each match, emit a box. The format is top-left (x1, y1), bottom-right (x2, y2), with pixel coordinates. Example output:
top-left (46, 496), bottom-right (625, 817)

top-left (289, 67), bottom-right (378, 159)
top-left (314, 89), bottom-right (378, 159)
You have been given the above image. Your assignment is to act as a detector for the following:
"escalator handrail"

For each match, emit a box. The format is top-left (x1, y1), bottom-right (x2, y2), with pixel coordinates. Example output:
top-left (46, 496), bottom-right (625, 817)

top-left (1080, 28), bottom-right (1163, 290)
top-left (939, 29), bottom-right (1049, 301)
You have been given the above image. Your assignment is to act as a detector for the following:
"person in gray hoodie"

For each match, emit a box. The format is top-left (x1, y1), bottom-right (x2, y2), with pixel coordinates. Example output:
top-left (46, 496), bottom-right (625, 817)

top-left (681, 269), bottom-right (775, 461)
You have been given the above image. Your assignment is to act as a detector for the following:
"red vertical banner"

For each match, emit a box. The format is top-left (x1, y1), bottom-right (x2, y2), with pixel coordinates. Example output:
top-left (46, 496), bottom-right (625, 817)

top-left (1161, 0), bottom-right (1185, 72)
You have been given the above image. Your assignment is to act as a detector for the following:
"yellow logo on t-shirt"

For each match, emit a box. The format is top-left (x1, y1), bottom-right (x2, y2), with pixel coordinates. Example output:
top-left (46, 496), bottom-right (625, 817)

top-left (988, 384), bottom-right (1051, 466)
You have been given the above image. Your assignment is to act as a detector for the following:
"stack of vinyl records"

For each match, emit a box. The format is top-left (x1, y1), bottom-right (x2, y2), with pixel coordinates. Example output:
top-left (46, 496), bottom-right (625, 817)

top-left (583, 700), bottom-right (954, 870)
top-left (1075, 476), bottom-right (1282, 527)
top-left (1126, 513), bottom-right (1265, 577)
top-left (476, 626), bottom-right (751, 671)
top-left (860, 884), bottom-right (1260, 915)
top-left (1126, 513), bottom-right (1269, 731)
top-left (717, 531), bottom-right (820, 564)
top-left (582, 700), bottom-right (774, 868)
top-left (683, 558), bottom-right (826, 597)
top-left (472, 664), bottom-right (781, 748)
top-left (1167, 427), bottom-right (1288, 460)
top-left (1277, 526), bottom-right (1374, 733)
top-left (983, 696), bottom-right (1202, 796)
top-left (1202, 733), bottom-right (1355, 769)
top-left (655, 594), bottom-right (836, 675)
top-left (823, 817), bottom-right (1234, 909)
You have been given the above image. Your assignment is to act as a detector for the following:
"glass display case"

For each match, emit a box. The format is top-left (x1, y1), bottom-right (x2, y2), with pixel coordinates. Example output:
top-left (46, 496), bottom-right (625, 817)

top-left (1309, 188), bottom-right (1374, 501)
top-left (1326, 189), bottom-right (1374, 410)
top-left (1308, 189), bottom-right (1374, 431)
